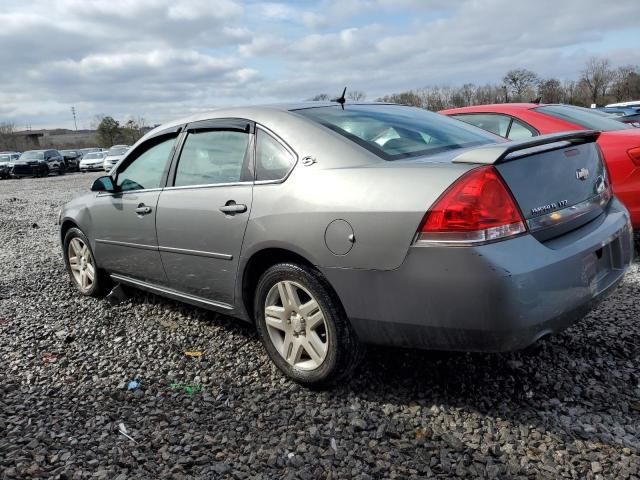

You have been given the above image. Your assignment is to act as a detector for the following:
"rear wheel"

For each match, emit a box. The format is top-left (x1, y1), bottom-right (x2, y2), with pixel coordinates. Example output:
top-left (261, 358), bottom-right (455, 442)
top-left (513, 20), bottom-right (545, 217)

top-left (63, 228), bottom-right (110, 297)
top-left (254, 263), bottom-right (363, 387)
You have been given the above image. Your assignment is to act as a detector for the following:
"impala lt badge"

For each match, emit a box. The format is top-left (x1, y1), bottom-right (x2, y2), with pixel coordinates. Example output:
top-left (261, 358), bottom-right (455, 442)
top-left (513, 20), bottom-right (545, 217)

top-left (576, 168), bottom-right (589, 181)
top-left (531, 199), bottom-right (569, 216)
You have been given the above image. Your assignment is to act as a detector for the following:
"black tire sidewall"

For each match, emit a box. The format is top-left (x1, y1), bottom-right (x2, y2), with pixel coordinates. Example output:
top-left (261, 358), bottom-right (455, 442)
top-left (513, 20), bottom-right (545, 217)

top-left (254, 263), bottom-right (352, 386)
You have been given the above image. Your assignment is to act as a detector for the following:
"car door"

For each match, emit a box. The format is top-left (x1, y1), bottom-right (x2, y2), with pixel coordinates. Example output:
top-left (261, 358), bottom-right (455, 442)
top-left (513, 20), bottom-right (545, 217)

top-left (155, 119), bottom-right (254, 306)
top-left (91, 131), bottom-right (180, 284)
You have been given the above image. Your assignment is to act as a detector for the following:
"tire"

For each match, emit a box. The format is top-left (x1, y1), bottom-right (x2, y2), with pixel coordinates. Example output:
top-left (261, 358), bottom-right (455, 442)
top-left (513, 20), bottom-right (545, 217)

top-left (58, 164), bottom-right (66, 176)
top-left (63, 227), bottom-right (110, 297)
top-left (254, 263), bottom-right (363, 388)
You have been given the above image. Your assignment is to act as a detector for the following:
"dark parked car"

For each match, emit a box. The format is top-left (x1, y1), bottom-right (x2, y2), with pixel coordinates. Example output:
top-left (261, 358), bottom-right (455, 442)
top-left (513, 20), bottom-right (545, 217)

top-left (59, 103), bottom-right (633, 386)
top-left (60, 150), bottom-right (83, 171)
top-left (12, 149), bottom-right (66, 177)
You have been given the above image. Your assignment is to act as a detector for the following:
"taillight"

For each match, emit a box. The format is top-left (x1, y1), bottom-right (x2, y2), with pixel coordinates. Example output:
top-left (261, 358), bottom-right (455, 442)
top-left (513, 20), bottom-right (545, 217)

top-left (416, 165), bottom-right (526, 246)
top-left (628, 147), bottom-right (640, 166)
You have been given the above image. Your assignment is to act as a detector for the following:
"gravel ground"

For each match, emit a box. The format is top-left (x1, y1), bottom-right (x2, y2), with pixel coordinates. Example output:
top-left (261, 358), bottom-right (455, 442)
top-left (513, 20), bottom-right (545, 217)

top-left (0, 173), bottom-right (639, 480)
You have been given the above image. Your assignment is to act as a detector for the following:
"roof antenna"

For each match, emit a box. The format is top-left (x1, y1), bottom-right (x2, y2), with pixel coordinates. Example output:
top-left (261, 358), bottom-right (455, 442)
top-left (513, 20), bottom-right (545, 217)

top-left (333, 87), bottom-right (347, 109)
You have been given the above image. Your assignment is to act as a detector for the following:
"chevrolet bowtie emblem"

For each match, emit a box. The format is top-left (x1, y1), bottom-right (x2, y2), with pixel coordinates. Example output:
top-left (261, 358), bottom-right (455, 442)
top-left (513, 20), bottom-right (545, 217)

top-left (576, 168), bottom-right (589, 181)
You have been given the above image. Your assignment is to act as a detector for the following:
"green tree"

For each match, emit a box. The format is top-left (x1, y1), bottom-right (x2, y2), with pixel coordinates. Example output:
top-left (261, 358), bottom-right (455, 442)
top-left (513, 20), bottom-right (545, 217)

top-left (96, 116), bottom-right (120, 147)
top-left (120, 117), bottom-right (147, 145)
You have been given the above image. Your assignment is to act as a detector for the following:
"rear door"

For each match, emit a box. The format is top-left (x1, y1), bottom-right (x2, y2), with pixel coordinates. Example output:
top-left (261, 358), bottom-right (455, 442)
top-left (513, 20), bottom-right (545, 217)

top-left (155, 119), bottom-right (254, 306)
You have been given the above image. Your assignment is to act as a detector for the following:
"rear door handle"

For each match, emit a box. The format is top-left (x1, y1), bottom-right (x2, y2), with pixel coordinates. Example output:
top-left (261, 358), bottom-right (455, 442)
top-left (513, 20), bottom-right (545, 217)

top-left (135, 204), bottom-right (152, 215)
top-left (219, 201), bottom-right (247, 215)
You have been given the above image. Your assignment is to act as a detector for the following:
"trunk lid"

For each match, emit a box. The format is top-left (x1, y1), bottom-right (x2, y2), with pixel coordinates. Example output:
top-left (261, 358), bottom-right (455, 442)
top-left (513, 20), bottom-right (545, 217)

top-left (453, 131), bottom-right (610, 241)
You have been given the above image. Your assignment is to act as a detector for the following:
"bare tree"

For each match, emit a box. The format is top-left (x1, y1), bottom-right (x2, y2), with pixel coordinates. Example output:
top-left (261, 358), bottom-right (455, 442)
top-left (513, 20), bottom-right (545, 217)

top-left (0, 122), bottom-right (17, 151)
top-left (346, 90), bottom-right (366, 101)
top-left (378, 91), bottom-right (423, 107)
top-left (610, 65), bottom-right (640, 102)
top-left (581, 57), bottom-right (614, 104)
top-left (503, 69), bottom-right (539, 101)
top-left (308, 93), bottom-right (330, 101)
top-left (537, 78), bottom-right (563, 103)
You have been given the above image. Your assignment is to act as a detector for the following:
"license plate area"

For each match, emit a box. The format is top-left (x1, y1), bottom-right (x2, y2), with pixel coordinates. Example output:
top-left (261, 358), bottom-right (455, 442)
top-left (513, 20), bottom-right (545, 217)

top-left (581, 234), bottom-right (627, 291)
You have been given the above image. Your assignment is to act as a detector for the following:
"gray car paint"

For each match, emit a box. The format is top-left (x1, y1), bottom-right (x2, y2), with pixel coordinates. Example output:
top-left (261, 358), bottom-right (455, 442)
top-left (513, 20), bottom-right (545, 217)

top-left (59, 103), bottom-right (634, 351)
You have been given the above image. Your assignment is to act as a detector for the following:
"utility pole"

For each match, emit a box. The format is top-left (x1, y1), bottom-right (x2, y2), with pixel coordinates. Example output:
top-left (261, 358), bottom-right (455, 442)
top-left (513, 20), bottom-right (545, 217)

top-left (71, 106), bottom-right (78, 131)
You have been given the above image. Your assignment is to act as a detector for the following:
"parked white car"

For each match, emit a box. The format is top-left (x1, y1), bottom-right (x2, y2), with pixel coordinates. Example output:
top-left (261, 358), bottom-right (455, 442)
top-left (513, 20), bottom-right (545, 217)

top-left (103, 145), bottom-right (129, 171)
top-left (79, 151), bottom-right (106, 172)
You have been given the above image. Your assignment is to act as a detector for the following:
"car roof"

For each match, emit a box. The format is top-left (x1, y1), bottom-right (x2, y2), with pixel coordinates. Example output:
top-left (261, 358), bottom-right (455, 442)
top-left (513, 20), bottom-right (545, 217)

top-left (144, 102), bottom-right (394, 135)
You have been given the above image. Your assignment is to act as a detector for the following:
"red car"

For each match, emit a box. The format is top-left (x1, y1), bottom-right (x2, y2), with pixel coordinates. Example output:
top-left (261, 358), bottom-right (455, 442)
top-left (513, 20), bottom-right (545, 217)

top-left (440, 103), bottom-right (640, 230)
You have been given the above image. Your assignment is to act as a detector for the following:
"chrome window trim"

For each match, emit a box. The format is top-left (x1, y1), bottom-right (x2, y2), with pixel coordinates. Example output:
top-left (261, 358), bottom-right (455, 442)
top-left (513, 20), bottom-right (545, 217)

top-left (110, 274), bottom-right (233, 311)
top-left (254, 124), bottom-right (299, 183)
top-left (96, 187), bottom-right (164, 197)
top-left (163, 181), bottom-right (252, 191)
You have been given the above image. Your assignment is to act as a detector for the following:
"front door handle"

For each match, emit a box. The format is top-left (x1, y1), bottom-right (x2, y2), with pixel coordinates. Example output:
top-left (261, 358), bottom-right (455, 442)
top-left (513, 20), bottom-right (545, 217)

top-left (135, 204), bottom-right (152, 215)
top-left (219, 201), bottom-right (247, 215)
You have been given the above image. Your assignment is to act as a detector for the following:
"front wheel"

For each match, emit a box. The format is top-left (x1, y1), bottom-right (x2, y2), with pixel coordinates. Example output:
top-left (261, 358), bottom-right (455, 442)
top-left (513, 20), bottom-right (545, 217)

top-left (254, 263), bottom-right (363, 387)
top-left (63, 228), bottom-right (110, 297)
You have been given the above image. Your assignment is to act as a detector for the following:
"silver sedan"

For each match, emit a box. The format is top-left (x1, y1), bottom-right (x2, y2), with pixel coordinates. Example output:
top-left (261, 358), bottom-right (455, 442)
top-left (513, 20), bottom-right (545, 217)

top-left (58, 103), bottom-right (634, 386)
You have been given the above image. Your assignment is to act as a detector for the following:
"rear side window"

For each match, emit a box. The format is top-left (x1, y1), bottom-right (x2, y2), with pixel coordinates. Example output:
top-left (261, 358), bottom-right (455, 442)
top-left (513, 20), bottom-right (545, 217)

top-left (255, 129), bottom-right (296, 181)
top-left (451, 114), bottom-right (511, 137)
top-left (294, 105), bottom-right (496, 161)
top-left (116, 136), bottom-right (176, 191)
top-left (174, 130), bottom-right (250, 187)
top-left (507, 120), bottom-right (537, 140)
top-left (535, 105), bottom-right (631, 131)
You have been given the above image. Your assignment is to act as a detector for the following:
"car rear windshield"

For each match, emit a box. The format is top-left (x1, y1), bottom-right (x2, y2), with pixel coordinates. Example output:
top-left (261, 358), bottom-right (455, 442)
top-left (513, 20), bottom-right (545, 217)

top-left (107, 147), bottom-right (128, 155)
top-left (21, 151), bottom-right (44, 160)
top-left (534, 105), bottom-right (632, 132)
top-left (294, 104), bottom-right (498, 160)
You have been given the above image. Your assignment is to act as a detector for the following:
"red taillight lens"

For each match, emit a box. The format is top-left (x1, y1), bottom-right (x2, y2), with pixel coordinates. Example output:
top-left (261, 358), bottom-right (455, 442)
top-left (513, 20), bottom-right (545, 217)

top-left (416, 165), bottom-right (526, 245)
top-left (628, 147), bottom-right (640, 166)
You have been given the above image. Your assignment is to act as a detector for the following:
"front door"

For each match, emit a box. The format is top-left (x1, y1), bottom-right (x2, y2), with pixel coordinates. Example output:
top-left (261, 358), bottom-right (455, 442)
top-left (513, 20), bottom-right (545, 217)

top-left (92, 134), bottom-right (178, 284)
top-left (155, 120), bottom-right (254, 306)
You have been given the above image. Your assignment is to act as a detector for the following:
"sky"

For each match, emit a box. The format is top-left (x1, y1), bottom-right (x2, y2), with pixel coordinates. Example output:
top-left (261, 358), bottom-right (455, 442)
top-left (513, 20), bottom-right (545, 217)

top-left (1, 0), bottom-right (639, 129)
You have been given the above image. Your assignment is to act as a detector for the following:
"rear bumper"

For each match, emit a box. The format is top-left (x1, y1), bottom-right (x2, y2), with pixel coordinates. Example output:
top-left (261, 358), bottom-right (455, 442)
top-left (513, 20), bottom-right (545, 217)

top-left (321, 198), bottom-right (634, 352)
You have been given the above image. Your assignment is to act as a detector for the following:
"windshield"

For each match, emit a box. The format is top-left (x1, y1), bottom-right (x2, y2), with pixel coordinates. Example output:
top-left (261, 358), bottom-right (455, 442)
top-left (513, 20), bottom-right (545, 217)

top-left (83, 152), bottom-right (102, 159)
top-left (61, 150), bottom-right (77, 155)
top-left (107, 146), bottom-right (128, 156)
top-left (20, 151), bottom-right (44, 160)
top-left (294, 104), bottom-right (497, 160)
top-left (0, 155), bottom-right (10, 162)
top-left (534, 105), bottom-right (632, 132)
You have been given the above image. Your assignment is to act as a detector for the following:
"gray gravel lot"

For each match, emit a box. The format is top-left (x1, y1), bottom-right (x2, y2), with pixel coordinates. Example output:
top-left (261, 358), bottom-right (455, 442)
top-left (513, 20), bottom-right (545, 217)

top-left (0, 173), bottom-right (639, 479)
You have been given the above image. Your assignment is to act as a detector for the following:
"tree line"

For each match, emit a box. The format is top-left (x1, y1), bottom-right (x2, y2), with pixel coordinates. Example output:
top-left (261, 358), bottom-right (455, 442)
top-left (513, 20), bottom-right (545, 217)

top-left (310, 57), bottom-right (640, 111)
top-left (94, 116), bottom-right (150, 148)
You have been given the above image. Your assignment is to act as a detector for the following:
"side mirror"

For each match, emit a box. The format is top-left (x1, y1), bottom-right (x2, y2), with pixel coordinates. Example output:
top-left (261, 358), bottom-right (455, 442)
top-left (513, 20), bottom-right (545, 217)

top-left (91, 175), bottom-right (116, 192)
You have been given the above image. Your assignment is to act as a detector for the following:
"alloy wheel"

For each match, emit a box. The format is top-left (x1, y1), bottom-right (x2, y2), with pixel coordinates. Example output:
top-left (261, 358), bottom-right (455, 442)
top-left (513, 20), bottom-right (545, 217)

top-left (264, 280), bottom-right (329, 370)
top-left (68, 237), bottom-right (95, 292)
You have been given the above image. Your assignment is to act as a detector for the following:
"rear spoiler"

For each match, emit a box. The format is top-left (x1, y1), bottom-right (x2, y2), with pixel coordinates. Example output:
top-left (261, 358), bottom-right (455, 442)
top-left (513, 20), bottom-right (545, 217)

top-left (453, 130), bottom-right (600, 165)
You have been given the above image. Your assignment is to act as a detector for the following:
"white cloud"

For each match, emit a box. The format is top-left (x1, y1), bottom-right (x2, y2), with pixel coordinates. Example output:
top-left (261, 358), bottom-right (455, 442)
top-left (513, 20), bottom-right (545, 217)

top-left (0, 0), bottom-right (638, 128)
